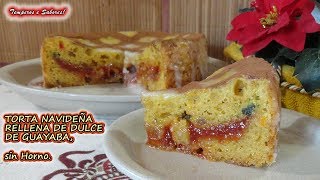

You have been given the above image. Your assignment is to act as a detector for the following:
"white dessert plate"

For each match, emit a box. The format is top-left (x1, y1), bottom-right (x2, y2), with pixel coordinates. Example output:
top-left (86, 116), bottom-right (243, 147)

top-left (104, 108), bottom-right (320, 179)
top-left (0, 57), bottom-right (226, 117)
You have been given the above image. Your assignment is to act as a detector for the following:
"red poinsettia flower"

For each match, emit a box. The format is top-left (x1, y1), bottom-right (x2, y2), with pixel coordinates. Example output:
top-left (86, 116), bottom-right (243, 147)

top-left (227, 0), bottom-right (320, 56)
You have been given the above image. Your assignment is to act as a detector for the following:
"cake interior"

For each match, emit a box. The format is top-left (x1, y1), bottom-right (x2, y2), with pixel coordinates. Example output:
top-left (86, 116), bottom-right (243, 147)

top-left (41, 32), bottom-right (208, 90)
top-left (142, 76), bottom-right (279, 167)
top-left (137, 39), bottom-right (206, 91)
top-left (42, 36), bottom-right (124, 87)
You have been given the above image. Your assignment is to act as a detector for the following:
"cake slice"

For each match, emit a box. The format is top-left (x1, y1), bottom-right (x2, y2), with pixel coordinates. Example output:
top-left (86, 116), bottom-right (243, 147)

top-left (136, 35), bottom-right (207, 91)
top-left (142, 57), bottom-right (281, 167)
top-left (41, 32), bottom-right (208, 90)
top-left (41, 35), bottom-right (124, 87)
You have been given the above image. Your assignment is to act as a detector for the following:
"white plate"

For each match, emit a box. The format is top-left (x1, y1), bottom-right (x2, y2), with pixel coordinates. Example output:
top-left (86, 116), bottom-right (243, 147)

top-left (104, 108), bottom-right (320, 179)
top-left (0, 58), bottom-right (142, 117)
top-left (0, 58), bottom-right (226, 117)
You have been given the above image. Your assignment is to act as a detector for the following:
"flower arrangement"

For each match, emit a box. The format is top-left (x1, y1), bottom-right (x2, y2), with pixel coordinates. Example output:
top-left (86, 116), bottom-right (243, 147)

top-left (225, 0), bottom-right (320, 118)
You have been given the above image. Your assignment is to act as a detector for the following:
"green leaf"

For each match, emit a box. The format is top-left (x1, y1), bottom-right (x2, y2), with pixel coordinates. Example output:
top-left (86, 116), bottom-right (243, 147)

top-left (255, 42), bottom-right (298, 65)
top-left (239, 8), bottom-right (254, 13)
top-left (255, 41), bottom-right (282, 63)
top-left (305, 33), bottom-right (320, 49)
top-left (294, 48), bottom-right (320, 92)
top-left (276, 48), bottom-right (300, 61)
top-left (269, 48), bottom-right (299, 71)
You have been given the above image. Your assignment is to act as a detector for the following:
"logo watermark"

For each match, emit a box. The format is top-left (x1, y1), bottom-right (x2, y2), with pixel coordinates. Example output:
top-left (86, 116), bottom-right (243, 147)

top-left (3, 3), bottom-right (72, 21)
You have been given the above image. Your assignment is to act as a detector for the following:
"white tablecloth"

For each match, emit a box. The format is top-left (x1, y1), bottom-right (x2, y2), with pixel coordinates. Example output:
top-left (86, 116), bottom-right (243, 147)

top-left (0, 84), bottom-right (128, 179)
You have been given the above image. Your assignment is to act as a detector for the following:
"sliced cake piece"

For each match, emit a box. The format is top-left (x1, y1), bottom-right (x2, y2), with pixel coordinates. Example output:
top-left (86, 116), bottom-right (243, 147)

top-left (136, 35), bottom-right (207, 91)
top-left (41, 35), bottom-right (124, 87)
top-left (41, 32), bottom-right (208, 90)
top-left (142, 57), bottom-right (281, 167)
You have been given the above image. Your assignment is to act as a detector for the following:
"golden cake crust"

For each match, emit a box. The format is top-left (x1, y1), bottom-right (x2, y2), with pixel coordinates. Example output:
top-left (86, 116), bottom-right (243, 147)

top-left (178, 57), bottom-right (280, 93)
top-left (48, 32), bottom-right (205, 52)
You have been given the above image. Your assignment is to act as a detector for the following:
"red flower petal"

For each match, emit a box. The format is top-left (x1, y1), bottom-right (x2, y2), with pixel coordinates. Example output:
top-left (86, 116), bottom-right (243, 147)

top-left (274, 21), bottom-right (306, 52)
top-left (281, 0), bottom-right (312, 16)
top-left (300, 15), bottom-right (320, 33)
top-left (267, 12), bottom-right (290, 34)
top-left (298, 2), bottom-right (320, 33)
top-left (275, 0), bottom-right (296, 14)
top-left (226, 28), bottom-right (241, 42)
top-left (242, 35), bottom-right (274, 56)
top-left (227, 23), bottom-right (267, 44)
top-left (230, 11), bottom-right (263, 30)
top-left (254, 0), bottom-right (295, 13)
top-left (238, 24), bottom-right (268, 44)
top-left (227, 0), bottom-right (316, 55)
top-left (227, 10), bottom-right (266, 43)
top-left (255, 0), bottom-right (271, 13)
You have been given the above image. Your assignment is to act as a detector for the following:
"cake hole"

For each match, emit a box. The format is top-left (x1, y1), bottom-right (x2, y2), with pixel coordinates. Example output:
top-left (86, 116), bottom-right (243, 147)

top-left (52, 52), bottom-right (60, 59)
top-left (181, 111), bottom-right (191, 120)
top-left (101, 55), bottom-right (108, 59)
top-left (92, 61), bottom-right (97, 66)
top-left (85, 49), bottom-right (92, 56)
top-left (68, 51), bottom-right (76, 57)
top-left (222, 98), bottom-right (227, 103)
top-left (204, 110), bottom-right (212, 115)
top-left (256, 136), bottom-right (261, 141)
top-left (85, 77), bottom-right (92, 83)
top-left (195, 148), bottom-right (203, 155)
top-left (234, 80), bottom-right (246, 96)
top-left (160, 113), bottom-right (170, 118)
top-left (217, 148), bottom-right (222, 152)
top-left (109, 69), bottom-right (116, 78)
top-left (265, 142), bottom-right (268, 146)
top-left (127, 65), bottom-right (137, 73)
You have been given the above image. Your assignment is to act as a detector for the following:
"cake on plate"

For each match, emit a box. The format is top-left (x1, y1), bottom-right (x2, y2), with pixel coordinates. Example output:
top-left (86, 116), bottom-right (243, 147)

top-left (41, 32), bottom-right (208, 91)
top-left (142, 57), bottom-right (281, 167)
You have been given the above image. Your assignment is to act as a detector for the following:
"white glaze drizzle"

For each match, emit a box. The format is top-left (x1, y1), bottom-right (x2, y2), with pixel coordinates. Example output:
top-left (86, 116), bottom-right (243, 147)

top-left (173, 64), bottom-right (182, 87)
top-left (121, 44), bottom-right (139, 50)
top-left (78, 39), bottom-right (98, 47)
top-left (95, 47), bottom-right (122, 53)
